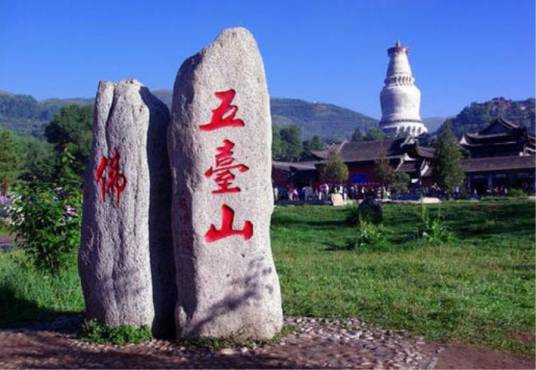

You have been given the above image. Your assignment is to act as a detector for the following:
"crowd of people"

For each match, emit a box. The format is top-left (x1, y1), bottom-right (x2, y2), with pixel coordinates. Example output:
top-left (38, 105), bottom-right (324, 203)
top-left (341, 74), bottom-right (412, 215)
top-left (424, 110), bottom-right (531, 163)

top-left (273, 183), bottom-right (388, 202)
top-left (273, 182), bottom-right (532, 203)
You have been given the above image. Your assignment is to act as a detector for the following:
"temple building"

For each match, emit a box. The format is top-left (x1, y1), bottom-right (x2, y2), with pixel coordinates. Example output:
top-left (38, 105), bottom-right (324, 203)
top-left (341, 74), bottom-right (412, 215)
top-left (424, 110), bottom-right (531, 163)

top-left (460, 118), bottom-right (535, 194)
top-left (273, 136), bottom-right (435, 189)
top-left (272, 118), bottom-right (535, 195)
top-left (379, 41), bottom-right (428, 137)
top-left (312, 137), bottom-right (435, 186)
top-left (460, 117), bottom-right (535, 157)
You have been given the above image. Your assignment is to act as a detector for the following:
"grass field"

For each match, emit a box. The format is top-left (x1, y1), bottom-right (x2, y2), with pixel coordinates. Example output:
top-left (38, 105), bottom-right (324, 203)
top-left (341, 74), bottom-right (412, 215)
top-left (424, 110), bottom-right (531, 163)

top-left (0, 225), bottom-right (9, 236)
top-left (0, 199), bottom-right (534, 353)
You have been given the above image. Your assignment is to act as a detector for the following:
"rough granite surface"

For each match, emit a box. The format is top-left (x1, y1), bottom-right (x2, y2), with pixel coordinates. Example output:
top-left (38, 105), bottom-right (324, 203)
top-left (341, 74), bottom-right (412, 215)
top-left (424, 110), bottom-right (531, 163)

top-left (168, 27), bottom-right (283, 339)
top-left (79, 80), bottom-right (176, 337)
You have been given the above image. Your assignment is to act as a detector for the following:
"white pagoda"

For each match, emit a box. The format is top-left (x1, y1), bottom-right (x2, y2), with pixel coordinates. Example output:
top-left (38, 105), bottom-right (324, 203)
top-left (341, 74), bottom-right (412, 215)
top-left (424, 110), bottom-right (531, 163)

top-left (379, 41), bottom-right (428, 137)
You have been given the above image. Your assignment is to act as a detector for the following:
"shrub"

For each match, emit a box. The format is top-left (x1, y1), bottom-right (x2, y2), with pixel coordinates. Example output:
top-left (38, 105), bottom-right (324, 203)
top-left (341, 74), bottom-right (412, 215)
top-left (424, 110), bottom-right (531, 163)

top-left (9, 183), bottom-right (81, 273)
top-left (81, 320), bottom-right (152, 345)
top-left (0, 194), bottom-right (12, 224)
top-left (417, 202), bottom-right (452, 245)
top-left (351, 220), bottom-right (390, 251)
top-left (508, 188), bottom-right (527, 198)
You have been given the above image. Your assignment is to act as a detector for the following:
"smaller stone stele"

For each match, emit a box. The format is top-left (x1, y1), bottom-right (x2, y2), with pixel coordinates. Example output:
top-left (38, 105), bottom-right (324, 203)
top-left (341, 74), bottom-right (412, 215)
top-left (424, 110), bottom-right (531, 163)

top-left (79, 79), bottom-right (176, 338)
top-left (168, 27), bottom-right (283, 339)
top-left (330, 193), bottom-right (344, 206)
top-left (358, 197), bottom-right (383, 224)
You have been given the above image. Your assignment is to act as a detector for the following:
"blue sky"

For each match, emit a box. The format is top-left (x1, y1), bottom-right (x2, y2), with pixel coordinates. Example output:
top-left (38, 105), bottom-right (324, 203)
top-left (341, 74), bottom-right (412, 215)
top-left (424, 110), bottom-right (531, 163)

top-left (0, 0), bottom-right (534, 118)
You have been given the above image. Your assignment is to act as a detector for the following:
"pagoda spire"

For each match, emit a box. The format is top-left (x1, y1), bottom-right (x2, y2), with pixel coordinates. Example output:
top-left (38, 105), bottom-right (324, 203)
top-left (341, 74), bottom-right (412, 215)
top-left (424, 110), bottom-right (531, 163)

top-left (379, 41), bottom-right (427, 137)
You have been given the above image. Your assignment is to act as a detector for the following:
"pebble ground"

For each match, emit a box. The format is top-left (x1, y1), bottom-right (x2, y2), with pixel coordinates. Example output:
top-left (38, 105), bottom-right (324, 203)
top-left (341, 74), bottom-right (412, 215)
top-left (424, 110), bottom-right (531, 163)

top-left (0, 315), bottom-right (440, 369)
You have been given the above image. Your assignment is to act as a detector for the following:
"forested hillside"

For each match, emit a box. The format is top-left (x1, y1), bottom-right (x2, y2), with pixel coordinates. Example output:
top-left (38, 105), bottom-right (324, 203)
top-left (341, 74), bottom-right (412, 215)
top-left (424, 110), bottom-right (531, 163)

top-left (444, 97), bottom-right (535, 137)
top-left (270, 98), bottom-right (378, 140)
top-left (0, 91), bottom-right (91, 136)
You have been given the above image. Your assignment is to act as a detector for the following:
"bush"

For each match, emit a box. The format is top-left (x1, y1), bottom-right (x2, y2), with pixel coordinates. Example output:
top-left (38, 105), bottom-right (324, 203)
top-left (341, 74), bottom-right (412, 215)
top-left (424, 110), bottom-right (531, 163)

top-left (9, 183), bottom-right (81, 273)
top-left (417, 203), bottom-right (452, 245)
top-left (81, 320), bottom-right (152, 345)
top-left (0, 194), bottom-right (12, 223)
top-left (351, 220), bottom-right (390, 251)
top-left (508, 188), bottom-right (527, 198)
top-left (418, 218), bottom-right (452, 244)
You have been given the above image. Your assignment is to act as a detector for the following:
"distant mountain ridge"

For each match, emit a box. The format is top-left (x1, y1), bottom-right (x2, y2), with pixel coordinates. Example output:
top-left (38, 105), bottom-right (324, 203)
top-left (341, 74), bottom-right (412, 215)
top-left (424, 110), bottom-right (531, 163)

top-left (0, 92), bottom-right (92, 136)
top-left (150, 90), bottom-right (378, 140)
top-left (270, 98), bottom-right (378, 140)
top-left (2, 89), bottom-right (533, 141)
top-left (0, 89), bottom-right (378, 140)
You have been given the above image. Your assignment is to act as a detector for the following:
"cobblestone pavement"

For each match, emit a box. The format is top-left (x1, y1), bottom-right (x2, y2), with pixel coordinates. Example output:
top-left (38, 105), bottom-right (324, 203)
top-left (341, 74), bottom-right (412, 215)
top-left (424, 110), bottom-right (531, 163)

top-left (0, 316), bottom-right (440, 369)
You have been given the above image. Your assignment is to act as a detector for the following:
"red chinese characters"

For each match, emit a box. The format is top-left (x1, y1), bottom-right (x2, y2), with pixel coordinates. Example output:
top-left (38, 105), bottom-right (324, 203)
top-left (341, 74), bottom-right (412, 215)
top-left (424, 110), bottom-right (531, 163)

top-left (205, 204), bottom-right (253, 242)
top-left (199, 89), bottom-right (244, 131)
top-left (204, 139), bottom-right (249, 194)
top-left (95, 149), bottom-right (127, 205)
top-left (201, 89), bottom-right (253, 243)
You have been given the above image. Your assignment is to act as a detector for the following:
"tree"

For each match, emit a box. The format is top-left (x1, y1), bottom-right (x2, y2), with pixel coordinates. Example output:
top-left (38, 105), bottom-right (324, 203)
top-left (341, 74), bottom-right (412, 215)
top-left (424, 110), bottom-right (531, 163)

top-left (19, 138), bottom-right (56, 182)
top-left (272, 126), bottom-right (283, 159)
top-left (310, 136), bottom-right (322, 150)
top-left (319, 151), bottom-right (348, 183)
top-left (365, 128), bottom-right (385, 141)
top-left (45, 105), bottom-right (93, 177)
top-left (390, 172), bottom-right (411, 194)
top-left (433, 123), bottom-right (465, 195)
top-left (301, 135), bottom-right (323, 160)
top-left (351, 128), bottom-right (363, 142)
top-left (276, 125), bottom-right (303, 161)
top-left (0, 128), bottom-right (21, 191)
top-left (374, 146), bottom-right (395, 196)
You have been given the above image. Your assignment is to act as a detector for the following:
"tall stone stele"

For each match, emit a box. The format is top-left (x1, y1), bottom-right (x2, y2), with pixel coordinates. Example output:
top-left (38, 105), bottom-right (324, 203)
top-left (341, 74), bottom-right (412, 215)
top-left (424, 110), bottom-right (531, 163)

top-left (168, 27), bottom-right (283, 339)
top-left (79, 80), bottom-right (176, 338)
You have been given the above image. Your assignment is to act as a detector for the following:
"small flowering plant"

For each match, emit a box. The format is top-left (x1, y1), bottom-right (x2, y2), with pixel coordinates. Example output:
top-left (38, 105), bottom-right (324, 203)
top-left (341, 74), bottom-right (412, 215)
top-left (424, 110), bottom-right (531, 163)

top-left (9, 183), bottom-right (82, 273)
top-left (0, 193), bottom-right (14, 225)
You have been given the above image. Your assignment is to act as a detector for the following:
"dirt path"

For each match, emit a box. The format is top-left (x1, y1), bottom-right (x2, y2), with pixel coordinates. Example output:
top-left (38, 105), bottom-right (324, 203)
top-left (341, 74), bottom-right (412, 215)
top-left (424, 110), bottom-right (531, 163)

top-left (425, 342), bottom-right (535, 369)
top-left (0, 316), bottom-right (533, 369)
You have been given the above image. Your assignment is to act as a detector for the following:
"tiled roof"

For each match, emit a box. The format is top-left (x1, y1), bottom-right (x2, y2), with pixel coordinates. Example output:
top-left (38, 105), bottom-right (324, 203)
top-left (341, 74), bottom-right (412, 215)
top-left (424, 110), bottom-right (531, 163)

top-left (462, 155), bottom-right (535, 173)
top-left (338, 139), bottom-right (407, 162)
top-left (272, 161), bottom-right (317, 171)
top-left (397, 161), bottom-right (419, 173)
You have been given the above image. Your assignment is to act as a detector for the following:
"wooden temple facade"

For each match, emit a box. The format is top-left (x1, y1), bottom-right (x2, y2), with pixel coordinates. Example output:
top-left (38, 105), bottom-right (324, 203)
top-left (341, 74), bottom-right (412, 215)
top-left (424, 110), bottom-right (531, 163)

top-left (460, 118), bottom-right (535, 194)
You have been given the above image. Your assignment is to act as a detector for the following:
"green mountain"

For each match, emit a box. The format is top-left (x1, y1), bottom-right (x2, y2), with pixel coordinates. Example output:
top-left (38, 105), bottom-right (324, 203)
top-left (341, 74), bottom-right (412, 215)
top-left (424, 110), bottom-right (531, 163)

top-left (270, 98), bottom-right (378, 140)
top-left (0, 92), bottom-right (92, 136)
top-left (1, 89), bottom-right (378, 141)
top-left (152, 91), bottom-right (378, 140)
top-left (445, 97), bottom-right (535, 137)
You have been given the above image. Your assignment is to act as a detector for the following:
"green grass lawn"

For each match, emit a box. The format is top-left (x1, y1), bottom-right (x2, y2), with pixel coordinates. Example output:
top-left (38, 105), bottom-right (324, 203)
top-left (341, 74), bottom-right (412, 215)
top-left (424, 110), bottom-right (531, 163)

top-left (0, 199), bottom-right (534, 353)
top-left (0, 225), bottom-right (9, 237)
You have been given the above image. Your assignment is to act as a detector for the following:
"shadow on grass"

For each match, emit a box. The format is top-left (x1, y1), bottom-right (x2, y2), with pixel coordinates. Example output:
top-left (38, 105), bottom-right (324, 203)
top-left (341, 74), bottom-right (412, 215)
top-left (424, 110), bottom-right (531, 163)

top-left (323, 240), bottom-right (355, 251)
top-left (271, 215), bottom-right (349, 230)
top-left (0, 285), bottom-right (80, 329)
top-left (451, 221), bottom-right (534, 240)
